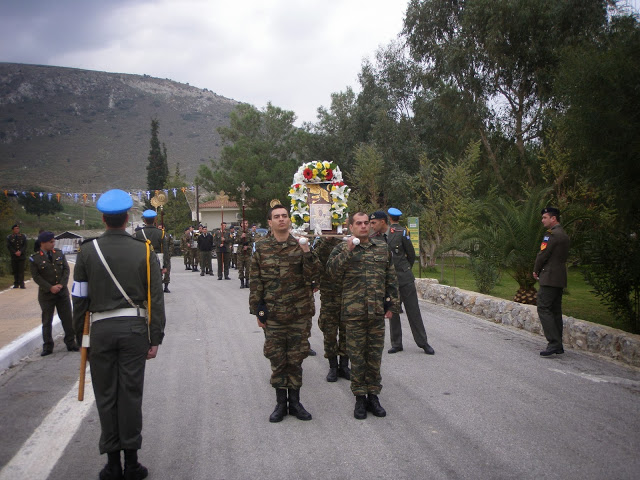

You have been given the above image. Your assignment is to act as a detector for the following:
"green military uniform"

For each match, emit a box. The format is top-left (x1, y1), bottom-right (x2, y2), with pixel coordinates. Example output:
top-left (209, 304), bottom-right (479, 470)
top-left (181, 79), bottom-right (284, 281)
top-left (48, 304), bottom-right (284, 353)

top-left (191, 229), bottom-right (200, 272)
top-left (534, 223), bottom-right (570, 351)
top-left (327, 238), bottom-right (399, 397)
top-left (249, 234), bottom-right (320, 390)
top-left (134, 225), bottom-right (170, 272)
top-left (313, 236), bottom-right (350, 379)
top-left (230, 228), bottom-right (238, 268)
top-left (163, 233), bottom-right (172, 292)
top-left (72, 230), bottom-right (166, 456)
top-left (181, 229), bottom-right (192, 269)
top-left (213, 229), bottom-right (232, 279)
top-left (7, 229), bottom-right (28, 288)
top-left (379, 222), bottom-right (431, 352)
top-left (29, 247), bottom-right (77, 352)
top-left (197, 230), bottom-right (214, 275)
top-left (237, 227), bottom-right (254, 288)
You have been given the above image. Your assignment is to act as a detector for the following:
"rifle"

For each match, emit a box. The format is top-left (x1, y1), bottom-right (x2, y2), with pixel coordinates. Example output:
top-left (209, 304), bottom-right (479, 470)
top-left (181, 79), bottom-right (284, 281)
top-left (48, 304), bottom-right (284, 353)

top-left (78, 311), bottom-right (90, 401)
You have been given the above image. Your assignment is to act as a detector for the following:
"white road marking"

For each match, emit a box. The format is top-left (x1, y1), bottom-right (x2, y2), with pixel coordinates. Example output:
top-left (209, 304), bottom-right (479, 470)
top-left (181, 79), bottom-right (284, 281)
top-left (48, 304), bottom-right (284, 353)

top-left (0, 372), bottom-right (94, 480)
top-left (549, 368), bottom-right (640, 387)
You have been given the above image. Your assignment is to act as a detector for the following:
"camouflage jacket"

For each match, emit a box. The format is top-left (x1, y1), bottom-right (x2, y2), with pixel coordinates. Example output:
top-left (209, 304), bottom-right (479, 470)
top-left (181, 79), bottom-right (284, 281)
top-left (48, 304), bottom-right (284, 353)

top-left (312, 236), bottom-right (343, 292)
top-left (327, 238), bottom-right (400, 317)
top-left (72, 229), bottom-right (166, 345)
top-left (29, 248), bottom-right (70, 294)
top-left (237, 229), bottom-right (255, 256)
top-left (249, 234), bottom-right (320, 322)
top-left (180, 232), bottom-right (191, 253)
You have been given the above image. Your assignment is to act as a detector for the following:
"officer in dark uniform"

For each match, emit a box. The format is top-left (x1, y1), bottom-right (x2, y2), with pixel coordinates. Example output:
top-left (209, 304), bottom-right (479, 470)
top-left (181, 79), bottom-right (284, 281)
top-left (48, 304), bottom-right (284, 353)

top-left (72, 189), bottom-right (166, 480)
top-left (370, 209), bottom-right (435, 355)
top-left (533, 207), bottom-right (570, 357)
top-left (213, 222), bottom-right (232, 279)
top-left (29, 231), bottom-right (79, 356)
top-left (134, 210), bottom-right (170, 282)
top-left (6, 223), bottom-right (28, 288)
top-left (197, 226), bottom-right (214, 275)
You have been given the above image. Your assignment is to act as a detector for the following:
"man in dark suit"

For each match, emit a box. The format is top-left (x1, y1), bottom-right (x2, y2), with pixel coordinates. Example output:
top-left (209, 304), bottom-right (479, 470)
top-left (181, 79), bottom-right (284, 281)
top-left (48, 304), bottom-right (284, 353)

top-left (533, 207), bottom-right (570, 357)
top-left (369, 209), bottom-right (434, 355)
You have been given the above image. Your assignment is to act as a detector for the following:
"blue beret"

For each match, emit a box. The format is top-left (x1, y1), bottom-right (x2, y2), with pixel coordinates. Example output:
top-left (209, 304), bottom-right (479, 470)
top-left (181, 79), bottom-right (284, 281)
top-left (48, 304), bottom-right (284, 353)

top-left (369, 210), bottom-right (388, 221)
top-left (38, 231), bottom-right (55, 243)
top-left (388, 207), bottom-right (402, 217)
top-left (142, 209), bottom-right (157, 219)
top-left (96, 189), bottom-right (133, 214)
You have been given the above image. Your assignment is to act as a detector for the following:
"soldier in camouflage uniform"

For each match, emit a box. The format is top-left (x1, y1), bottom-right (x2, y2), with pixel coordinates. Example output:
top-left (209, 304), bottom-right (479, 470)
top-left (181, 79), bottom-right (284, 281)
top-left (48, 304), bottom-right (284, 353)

top-left (229, 225), bottom-right (238, 269)
top-left (313, 236), bottom-right (350, 382)
top-left (181, 226), bottom-right (192, 270)
top-left (237, 219), bottom-right (254, 289)
top-left (327, 212), bottom-right (399, 420)
top-left (72, 189), bottom-right (165, 480)
top-left (249, 205), bottom-right (320, 422)
top-left (29, 231), bottom-right (79, 355)
top-left (191, 225), bottom-right (201, 272)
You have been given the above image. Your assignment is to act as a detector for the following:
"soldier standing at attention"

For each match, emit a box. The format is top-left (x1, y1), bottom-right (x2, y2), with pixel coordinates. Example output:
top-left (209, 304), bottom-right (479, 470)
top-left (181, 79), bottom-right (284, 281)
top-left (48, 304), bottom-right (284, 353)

top-left (533, 207), bottom-right (570, 357)
top-left (237, 219), bottom-right (253, 289)
top-left (191, 225), bottom-right (201, 273)
top-left (197, 226), bottom-right (214, 276)
top-left (313, 236), bottom-right (350, 382)
top-left (229, 225), bottom-right (238, 269)
top-left (369, 209), bottom-right (435, 355)
top-left (7, 223), bottom-right (28, 288)
top-left (327, 212), bottom-right (399, 420)
top-left (29, 231), bottom-right (79, 356)
top-left (249, 204), bottom-right (319, 422)
top-left (72, 189), bottom-right (165, 480)
top-left (134, 210), bottom-right (169, 282)
top-left (213, 222), bottom-right (232, 280)
top-left (181, 226), bottom-right (192, 270)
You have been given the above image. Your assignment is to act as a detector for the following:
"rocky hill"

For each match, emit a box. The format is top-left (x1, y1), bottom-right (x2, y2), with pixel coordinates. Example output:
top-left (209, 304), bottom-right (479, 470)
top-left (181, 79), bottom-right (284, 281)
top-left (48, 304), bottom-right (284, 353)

top-left (0, 63), bottom-right (240, 192)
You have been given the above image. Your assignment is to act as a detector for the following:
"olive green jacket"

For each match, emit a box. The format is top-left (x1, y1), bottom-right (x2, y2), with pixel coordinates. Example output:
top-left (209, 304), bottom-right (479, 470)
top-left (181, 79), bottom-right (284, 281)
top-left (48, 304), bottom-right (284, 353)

top-left (29, 248), bottom-right (70, 294)
top-left (534, 224), bottom-right (570, 288)
top-left (134, 226), bottom-right (170, 268)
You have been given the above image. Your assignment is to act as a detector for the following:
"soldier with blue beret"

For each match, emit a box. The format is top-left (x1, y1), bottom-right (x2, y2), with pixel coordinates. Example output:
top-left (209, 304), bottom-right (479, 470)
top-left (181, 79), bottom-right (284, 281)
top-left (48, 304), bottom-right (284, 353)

top-left (134, 209), bottom-right (170, 289)
top-left (72, 189), bottom-right (166, 480)
top-left (29, 231), bottom-right (79, 355)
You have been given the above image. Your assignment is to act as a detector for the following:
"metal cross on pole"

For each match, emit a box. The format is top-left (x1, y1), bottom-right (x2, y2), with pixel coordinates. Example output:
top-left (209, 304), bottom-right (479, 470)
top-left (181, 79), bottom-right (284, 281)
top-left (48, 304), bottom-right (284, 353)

top-left (237, 181), bottom-right (250, 229)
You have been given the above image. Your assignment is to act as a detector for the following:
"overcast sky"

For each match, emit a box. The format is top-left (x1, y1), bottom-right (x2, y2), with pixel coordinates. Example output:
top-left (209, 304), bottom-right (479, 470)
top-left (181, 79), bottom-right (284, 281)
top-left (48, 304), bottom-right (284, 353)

top-left (0, 0), bottom-right (409, 125)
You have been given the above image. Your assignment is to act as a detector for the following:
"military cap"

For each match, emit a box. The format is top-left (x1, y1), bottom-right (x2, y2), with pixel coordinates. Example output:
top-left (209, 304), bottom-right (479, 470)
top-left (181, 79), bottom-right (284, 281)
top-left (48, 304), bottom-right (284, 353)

top-left (38, 231), bottom-right (55, 243)
top-left (11, 223), bottom-right (19, 229)
top-left (388, 207), bottom-right (403, 217)
top-left (96, 189), bottom-right (133, 214)
top-left (541, 207), bottom-right (560, 217)
top-left (184, 226), bottom-right (190, 231)
top-left (142, 209), bottom-right (157, 219)
top-left (370, 210), bottom-right (388, 221)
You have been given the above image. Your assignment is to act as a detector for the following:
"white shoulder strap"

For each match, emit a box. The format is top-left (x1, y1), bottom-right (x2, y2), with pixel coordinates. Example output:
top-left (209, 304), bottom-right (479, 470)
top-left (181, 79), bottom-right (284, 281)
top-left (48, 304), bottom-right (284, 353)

top-left (92, 239), bottom-right (139, 310)
top-left (141, 229), bottom-right (148, 241)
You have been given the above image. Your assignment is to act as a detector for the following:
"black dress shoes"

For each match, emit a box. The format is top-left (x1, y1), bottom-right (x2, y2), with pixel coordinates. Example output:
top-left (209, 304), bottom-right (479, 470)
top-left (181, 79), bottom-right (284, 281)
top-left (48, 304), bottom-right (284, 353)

top-left (423, 344), bottom-right (435, 355)
top-left (123, 462), bottom-right (148, 480)
top-left (540, 347), bottom-right (564, 357)
top-left (388, 346), bottom-right (403, 354)
top-left (67, 344), bottom-right (80, 352)
top-left (308, 348), bottom-right (317, 356)
top-left (41, 349), bottom-right (53, 357)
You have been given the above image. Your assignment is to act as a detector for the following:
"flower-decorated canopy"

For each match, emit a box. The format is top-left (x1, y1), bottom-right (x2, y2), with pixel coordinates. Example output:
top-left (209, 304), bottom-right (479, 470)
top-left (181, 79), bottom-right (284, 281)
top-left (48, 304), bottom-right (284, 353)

top-left (289, 161), bottom-right (350, 230)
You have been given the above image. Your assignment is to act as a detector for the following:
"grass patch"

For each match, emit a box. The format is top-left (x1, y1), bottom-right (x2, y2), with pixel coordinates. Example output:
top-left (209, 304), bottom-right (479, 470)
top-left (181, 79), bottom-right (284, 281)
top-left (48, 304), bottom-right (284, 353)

top-left (415, 256), bottom-right (632, 333)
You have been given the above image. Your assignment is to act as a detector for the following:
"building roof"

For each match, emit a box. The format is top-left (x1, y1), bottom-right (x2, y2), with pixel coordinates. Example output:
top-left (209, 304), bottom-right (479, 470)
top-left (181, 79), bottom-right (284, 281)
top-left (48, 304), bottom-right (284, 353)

top-left (54, 229), bottom-right (105, 239)
top-left (199, 198), bottom-right (239, 209)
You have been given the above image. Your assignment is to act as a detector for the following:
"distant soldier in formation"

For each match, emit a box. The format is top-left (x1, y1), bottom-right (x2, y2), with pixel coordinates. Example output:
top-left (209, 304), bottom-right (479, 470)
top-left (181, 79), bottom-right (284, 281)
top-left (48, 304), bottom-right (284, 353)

top-left (72, 189), bottom-right (166, 480)
top-left (191, 225), bottom-right (201, 273)
top-left (313, 235), bottom-right (350, 381)
top-left (6, 223), bottom-right (28, 288)
top-left (229, 225), bottom-right (238, 269)
top-left (134, 210), bottom-right (169, 282)
top-left (327, 212), bottom-right (399, 420)
top-left (181, 226), bottom-right (192, 270)
top-left (197, 226), bottom-right (214, 276)
top-left (249, 204), bottom-right (320, 422)
top-left (237, 219), bottom-right (253, 289)
top-left (213, 222), bottom-right (232, 280)
top-left (369, 208), bottom-right (435, 355)
top-left (29, 231), bottom-right (79, 356)
top-left (163, 232), bottom-right (172, 293)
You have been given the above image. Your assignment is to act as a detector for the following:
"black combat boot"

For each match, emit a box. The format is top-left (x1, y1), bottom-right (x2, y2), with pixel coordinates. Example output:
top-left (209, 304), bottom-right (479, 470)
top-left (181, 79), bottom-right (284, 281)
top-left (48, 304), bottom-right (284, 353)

top-left (366, 394), bottom-right (387, 417)
top-left (337, 355), bottom-right (351, 380)
top-left (99, 451), bottom-right (123, 480)
top-left (288, 388), bottom-right (312, 420)
top-left (326, 356), bottom-right (338, 382)
top-left (240, 279), bottom-right (245, 289)
top-left (354, 395), bottom-right (367, 420)
top-left (123, 449), bottom-right (148, 480)
top-left (163, 285), bottom-right (170, 293)
top-left (269, 388), bottom-right (288, 422)
top-left (245, 279), bottom-right (249, 288)
top-left (192, 267), bottom-right (198, 272)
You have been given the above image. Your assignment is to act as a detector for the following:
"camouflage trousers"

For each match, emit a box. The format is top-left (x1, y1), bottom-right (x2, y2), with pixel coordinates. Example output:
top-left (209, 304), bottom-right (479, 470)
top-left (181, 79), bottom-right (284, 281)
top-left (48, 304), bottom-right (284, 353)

top-left (345, 314), bottom-right (385, 396)
top-left (183, 250), bottom-right (192, 267)
top-left (237, 252), bottom-right (251, 281)
top-left (199, 250), bottom-right (212, 274)
top-left (163, 264), bottom-right (170, 285)
top-left (318, 295), bottom-right (346, 358)
top-left (190, 247), bottom-right (199, 268)
top-left (263, 316), bottom-right (309, 389)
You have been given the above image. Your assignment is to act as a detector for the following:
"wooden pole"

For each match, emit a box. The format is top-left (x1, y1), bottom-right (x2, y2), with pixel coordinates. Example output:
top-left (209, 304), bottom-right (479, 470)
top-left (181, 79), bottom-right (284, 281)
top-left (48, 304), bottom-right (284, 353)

top-left (78, 311), bottom-right (90, 401)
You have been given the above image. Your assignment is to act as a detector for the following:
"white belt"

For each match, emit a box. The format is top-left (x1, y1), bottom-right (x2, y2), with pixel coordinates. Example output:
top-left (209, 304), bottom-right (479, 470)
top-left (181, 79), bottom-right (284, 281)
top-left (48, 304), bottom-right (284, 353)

top-left (91, 307), bottom-right (146, 323)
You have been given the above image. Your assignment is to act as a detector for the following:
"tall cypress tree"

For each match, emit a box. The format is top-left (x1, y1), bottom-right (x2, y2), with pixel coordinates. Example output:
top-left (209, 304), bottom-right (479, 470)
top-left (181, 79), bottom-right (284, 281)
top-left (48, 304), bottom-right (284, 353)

top-left (146, 119), bottom-right (169, 191)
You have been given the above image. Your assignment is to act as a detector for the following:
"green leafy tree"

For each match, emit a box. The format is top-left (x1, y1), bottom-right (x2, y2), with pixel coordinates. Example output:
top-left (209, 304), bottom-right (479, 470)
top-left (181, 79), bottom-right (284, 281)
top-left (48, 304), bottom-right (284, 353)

top-left (197, 103), bottom-right (301, 223)
top-left (346, 144), bottom-right (386, 213)
top-left (162, 163), bottom-right (193, 236)
top-left (17, 190), bottom-right (63, 224)
top-left (146, 119), bottom-right (169, 192)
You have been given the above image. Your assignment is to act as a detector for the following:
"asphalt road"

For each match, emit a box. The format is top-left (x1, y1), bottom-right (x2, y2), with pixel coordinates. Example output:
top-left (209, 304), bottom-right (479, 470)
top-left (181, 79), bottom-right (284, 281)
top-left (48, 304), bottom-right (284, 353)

top-left (1, 258), bottom-right (639, 480)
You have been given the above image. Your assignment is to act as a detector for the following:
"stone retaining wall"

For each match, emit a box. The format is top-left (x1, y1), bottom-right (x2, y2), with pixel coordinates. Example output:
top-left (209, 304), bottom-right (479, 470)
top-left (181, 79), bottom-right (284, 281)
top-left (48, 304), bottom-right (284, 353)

top-left (415, 278), bottom-right (640, 368)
